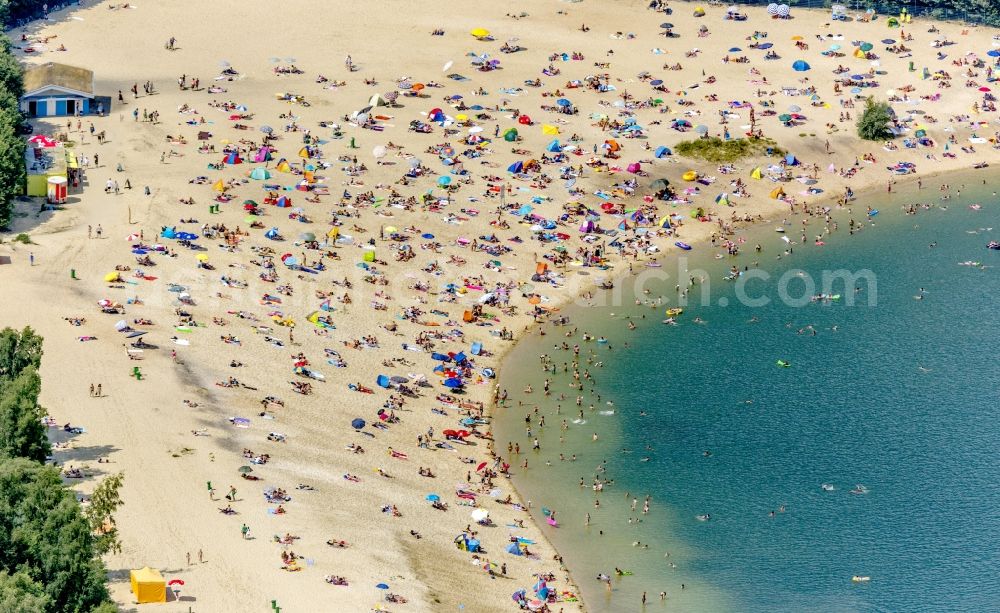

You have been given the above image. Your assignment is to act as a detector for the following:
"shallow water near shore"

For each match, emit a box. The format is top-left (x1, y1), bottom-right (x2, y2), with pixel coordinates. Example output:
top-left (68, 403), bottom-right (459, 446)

top-left (497, 181), bottom-right (1000, 612)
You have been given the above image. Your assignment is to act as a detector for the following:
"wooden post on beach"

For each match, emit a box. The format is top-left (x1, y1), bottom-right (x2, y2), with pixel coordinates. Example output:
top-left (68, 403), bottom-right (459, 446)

top-left (127, 206), bottom-right (132, 225)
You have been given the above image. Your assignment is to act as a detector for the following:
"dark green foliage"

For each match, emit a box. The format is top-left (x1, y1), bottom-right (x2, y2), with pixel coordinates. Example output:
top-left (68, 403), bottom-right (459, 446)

top-left (0, 366), bottom-right (50, 462)
top-left (0, 459), bottom-right (111, 612)
top-left (0, 571), bottom-right (51, 613)
top-left (0, 327), bottom-right (43, 384)
top-left (0, 34), bottom-right (25, 228)
top-left (857, 97), bottom-right (894, 141)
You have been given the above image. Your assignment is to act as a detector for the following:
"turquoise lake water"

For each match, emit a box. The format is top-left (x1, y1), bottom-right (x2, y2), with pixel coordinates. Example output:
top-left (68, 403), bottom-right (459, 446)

top-left (496, 180), bottom-right (999, 612)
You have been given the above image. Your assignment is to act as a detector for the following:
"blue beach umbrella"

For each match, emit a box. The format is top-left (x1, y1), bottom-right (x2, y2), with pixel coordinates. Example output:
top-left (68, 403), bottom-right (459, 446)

top-left (988, 50), bottom-right (1000, 57)
top-left (792, 60), bottom-right (810, 71)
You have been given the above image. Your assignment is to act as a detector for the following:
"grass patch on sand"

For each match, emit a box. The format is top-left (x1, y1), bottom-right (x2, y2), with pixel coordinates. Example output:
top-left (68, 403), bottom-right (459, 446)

top-left (675, 137), bottom-right (784, 163)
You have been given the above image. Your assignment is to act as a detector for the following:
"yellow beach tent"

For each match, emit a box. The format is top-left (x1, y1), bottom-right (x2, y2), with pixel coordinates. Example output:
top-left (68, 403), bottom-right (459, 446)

top-left (130, 567), bottom-right (166, 604)
top-left (682, 170), bottom-right (698, 181)
top-left (542, 124), bottom-right (560, 135)
top-left (750, 167), bottom-right (762, 180)
top-left (769, 186), bottom-right (786, 199)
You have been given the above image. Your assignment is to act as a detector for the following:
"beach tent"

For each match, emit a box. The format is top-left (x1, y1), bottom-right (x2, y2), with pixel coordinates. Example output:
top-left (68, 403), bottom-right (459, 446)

top-left (428, 108), bottom-right (446, 122)
top-left (275, 195), bottom-right (291, 207)
top-left (546, 140), bottom-right (562, 153)
top-left (750, 166), bottom-right (763, 179)
top-left (769, 186), bottom-right (785, 199)
top-left (541, 124), bottom-right (560, 135)
top-left (654, 145), bottom-right (672, 158)
top-left (693, 6), bottom-right (705, 16)
top-left (682, 170), bottom-right (698, 181)
top-left (792, 60), bottom-right (810, 72)
top-left (507, 161), bottom-right (524, 174)
top-left (715, 192), bottom-right (730, 206)
top-left (130, 567), bottom-right (166, 604)
top-left (368, 93), bottom-right (389, 108)
top-left (503, 128), bottom-right (518, 141)
top-left (254, 147), bottom-right (273, 162)
top-left (250, 167), bottom-right (271, 180)
top-left (223, 151), bottom-right (242, 164)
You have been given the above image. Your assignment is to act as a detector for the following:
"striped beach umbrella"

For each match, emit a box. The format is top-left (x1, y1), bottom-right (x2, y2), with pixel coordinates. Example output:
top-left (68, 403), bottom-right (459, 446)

top-left (766, 3), bottom-right (780, 15)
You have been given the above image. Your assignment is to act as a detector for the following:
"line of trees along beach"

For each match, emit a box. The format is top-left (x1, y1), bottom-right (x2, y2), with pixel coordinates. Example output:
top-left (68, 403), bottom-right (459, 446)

top-left (0, 327), bottom-right (121, 612)
top-left (0, 33), bottom-right (26, 229)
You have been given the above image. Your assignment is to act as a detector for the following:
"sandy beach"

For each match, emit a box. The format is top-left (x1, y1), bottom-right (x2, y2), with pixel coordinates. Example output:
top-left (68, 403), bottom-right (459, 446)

top-left (4, 0), bottom-right (1000, 610)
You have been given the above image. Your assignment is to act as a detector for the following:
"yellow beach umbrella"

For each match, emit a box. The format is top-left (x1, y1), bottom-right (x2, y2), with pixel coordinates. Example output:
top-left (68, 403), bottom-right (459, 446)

top-left (455, 113), bottom-right (468, 122)
top-left (470, 28), bottom-right (490, 38)
top-left (196, 253), bottom-right (209, 262)
top-left (682, 170), bottom-right (698, 181)
top-left (104, 272), bottom-right (121, 282)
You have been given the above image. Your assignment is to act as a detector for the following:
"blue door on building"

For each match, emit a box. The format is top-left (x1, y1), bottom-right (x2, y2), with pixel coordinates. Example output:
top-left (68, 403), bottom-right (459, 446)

top-left (55, 100), bottom-right (67, 115)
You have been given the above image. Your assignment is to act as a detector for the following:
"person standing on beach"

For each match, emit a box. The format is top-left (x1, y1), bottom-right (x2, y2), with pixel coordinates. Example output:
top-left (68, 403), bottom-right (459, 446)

top-left (89, 383), bottom-right (95, 397)
top-left (207, 481), bottom-right (215, 500)
top-left (96, 383), bottom-right (101, 397)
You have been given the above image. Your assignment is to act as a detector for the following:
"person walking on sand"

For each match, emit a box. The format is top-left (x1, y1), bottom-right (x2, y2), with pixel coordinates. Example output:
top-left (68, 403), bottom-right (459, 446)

top-left (29, 252), bottom-right (34, 266)
top-left (96, 383), bottom-right (101, 397)
top-left (89, 383), bottom-right (95, 397)
top-left (207, 481), bottom-right (215, 500)
top-left (241, 524), bottom-right (250, 540)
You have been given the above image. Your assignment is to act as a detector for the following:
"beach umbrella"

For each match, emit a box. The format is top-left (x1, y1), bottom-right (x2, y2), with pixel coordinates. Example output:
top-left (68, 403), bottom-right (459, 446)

top-left (299, 232), bottom-right (316, 241)
top-left (438, 175), bottom-right (452, 186)
top-left (850, 87), bottom-right (862, 94)
top-left (830, 44), bottom-right (841, 51)
top-left (426, 494), bottom-right (440, 501)
top-left (351, 418), bottom-right (365, 430)
top-left (376, 583), bottom-right (389, 590)
top-left (729, 47), bottom-right (742, 52)
top-left (792, 60), bottom-right (810, 72)
top-left (443, 377), bottom-right (463, 388)
top-left (788, 104), bottom-right (801, 112)
top-left (442, 60), bottom-right (453, 72)
top-left (860, 42), bottom-right (874, 52)
top-left (694, 124), bottom-right (709, 134)
top-left (882, 39), bottom-right (896, 44)
top-left (470, 28), bottom-right (490, 39)
top-left (650, 79), bottom-right (663, 86)
top-left (259, 125), bottom-right (273, 134)
top-left (167, 579), bottom-right (184, 587)
top-left (372, 145), bottom-right (387, 159)
top-left (777, 4), bottom-right (790, 16)
top-left (126, 331), bottom-right (146, 338)
top-left (758, 43), bottom-right (773, 50)
top-left (779, 114), bottom-right (793, 122)
top-left (238, 466), bottom-right (253, 474)
top-left (660, 22), bottom-right (674, 29)
top-left (556, 98), bottom-right (572, 107)
top-left (767, 3), bottom-right (779, 15)
top-left (988, 50), bottom-right (1000, 57)
top-left (650, 178), bottom-right (670, 190)
top-left (979, 86), bottom-right (991, 92)
top-left (471, 508), bottom-right (489, 522)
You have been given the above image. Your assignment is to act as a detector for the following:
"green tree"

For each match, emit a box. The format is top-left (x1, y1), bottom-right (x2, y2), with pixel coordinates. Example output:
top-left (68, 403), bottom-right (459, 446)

top-left (856, 97), bottom-right (894, 141)
top-left (0, 366), bottom-right (50, 462)
top-left (0, 327), bottom-right (44, 384)
top-left (0, 458), bottom-right (111, 612)
top-left (0, 42), bottom-right (23, 98)
top-left (0, 571), bottom-right (51, 613)
top-left (85, 472), bottom-right (125, 555)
